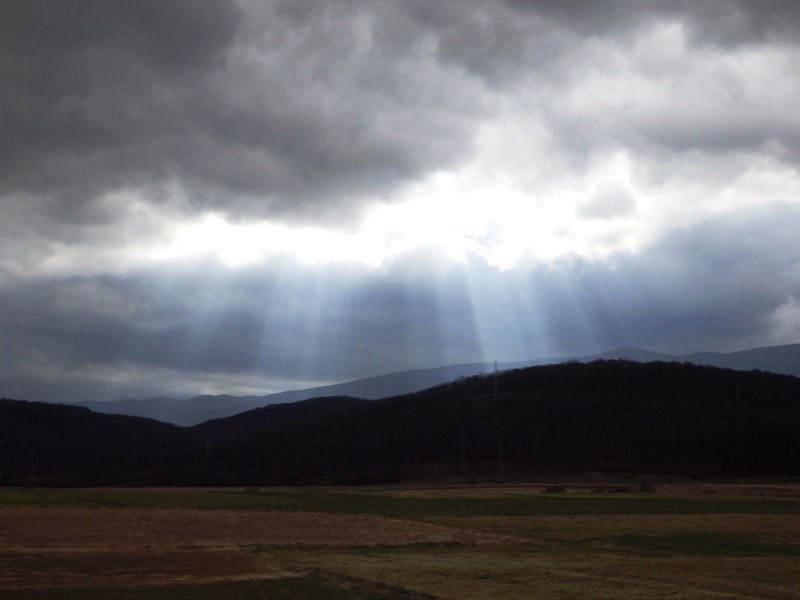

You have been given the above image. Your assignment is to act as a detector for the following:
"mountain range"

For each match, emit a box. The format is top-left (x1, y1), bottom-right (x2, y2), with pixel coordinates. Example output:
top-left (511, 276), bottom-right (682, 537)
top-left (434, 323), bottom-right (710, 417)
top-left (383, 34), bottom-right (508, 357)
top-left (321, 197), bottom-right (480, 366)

top-left (74, 343), bottom-right (800, 426)
top-left (5, 359), bottom-right (800, 486)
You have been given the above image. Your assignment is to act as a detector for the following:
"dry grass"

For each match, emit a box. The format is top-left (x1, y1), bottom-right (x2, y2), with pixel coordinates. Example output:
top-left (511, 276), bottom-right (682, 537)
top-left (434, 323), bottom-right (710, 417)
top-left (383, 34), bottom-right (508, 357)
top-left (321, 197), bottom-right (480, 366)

top-left (295, 547), bottom-right (800, 600)
top-left (1, 486), bottom-right (799, 598)
top-left (0, 507), bottom-right (510, 590)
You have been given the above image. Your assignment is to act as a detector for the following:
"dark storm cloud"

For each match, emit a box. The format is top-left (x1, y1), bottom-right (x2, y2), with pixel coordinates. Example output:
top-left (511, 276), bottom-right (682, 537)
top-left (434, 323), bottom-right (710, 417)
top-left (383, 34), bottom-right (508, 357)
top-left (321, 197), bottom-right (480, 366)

top-left (0, 0), bottom-right (239, 191)
top-left (505, 0), bottom-right (800, 45)
top-left (2, 0), bottom-right (799, 227)
top-left (677, 0), bottom-right (800, 48)
top-left (0, 0), bottom-right (487, 224)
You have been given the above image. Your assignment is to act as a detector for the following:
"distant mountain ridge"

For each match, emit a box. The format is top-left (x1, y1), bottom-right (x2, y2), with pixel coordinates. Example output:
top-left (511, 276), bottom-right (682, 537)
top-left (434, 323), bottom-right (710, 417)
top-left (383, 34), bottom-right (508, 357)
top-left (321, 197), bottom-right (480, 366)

top-left (8, 359), bottom-right (800, 486)
top-left (584, 343), bottom-right (800, 375)
top-left (74, 342), bottom-right (800, 426)
top-left (75, 362), bottom-right (522, 426)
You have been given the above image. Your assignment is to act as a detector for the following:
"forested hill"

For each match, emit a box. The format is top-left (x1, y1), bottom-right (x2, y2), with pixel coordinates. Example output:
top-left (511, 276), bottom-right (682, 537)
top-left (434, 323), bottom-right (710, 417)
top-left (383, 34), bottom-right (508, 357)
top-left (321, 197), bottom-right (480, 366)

top-left (3, 360), bottom-right (800, 486)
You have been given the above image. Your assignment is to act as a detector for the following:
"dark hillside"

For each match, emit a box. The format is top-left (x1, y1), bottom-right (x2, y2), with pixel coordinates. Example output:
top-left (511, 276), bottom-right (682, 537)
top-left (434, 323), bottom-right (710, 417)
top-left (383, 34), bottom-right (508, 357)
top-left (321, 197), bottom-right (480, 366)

top-left (0, 399), bottom-right (196, 485)
top-left (3, 360), bottom-right (800, 486)
top-left (192, 396), bottom-right (368, 444)
top-left (181, 360), bottom-right (800, 484)
top-left (417, 360), bottom-right (800, 474)
top-left (0, 396), bottom-right (369, 485)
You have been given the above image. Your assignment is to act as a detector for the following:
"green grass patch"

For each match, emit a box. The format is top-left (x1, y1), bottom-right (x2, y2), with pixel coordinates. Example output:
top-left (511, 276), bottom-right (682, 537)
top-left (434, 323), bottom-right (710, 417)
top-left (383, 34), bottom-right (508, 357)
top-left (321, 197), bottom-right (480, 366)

top-left (230, 490), bottom-right (800, 518)
top-left (2, 487), bottom-right (799, 518)
top-left (0, 488), bottom-right (292, 509)
top-left (610, 532), bottom-right (800, 557)
top-left (0, 571), bottom-right (418, 600)
top-left (0, 489), bottom-right (92, 508)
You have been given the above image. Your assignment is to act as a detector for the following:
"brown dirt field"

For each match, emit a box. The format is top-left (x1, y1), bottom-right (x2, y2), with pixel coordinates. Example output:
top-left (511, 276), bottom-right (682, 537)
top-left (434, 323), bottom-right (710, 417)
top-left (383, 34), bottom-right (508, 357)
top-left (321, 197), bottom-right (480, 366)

top-left (0, 507), bottom-right (513, 589)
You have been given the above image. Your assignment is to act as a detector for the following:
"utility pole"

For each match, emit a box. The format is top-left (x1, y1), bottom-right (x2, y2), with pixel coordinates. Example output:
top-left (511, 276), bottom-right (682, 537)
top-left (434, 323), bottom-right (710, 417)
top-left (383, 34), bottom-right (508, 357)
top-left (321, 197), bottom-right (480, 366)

top-left (495, 362), bottom-right (504, 482)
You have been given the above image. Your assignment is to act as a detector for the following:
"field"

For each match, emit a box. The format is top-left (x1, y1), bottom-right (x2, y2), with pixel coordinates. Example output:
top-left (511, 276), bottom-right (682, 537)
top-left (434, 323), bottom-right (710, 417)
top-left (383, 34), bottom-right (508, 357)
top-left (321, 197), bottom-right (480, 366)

top-left (1, 483), bottom-right (800, 599)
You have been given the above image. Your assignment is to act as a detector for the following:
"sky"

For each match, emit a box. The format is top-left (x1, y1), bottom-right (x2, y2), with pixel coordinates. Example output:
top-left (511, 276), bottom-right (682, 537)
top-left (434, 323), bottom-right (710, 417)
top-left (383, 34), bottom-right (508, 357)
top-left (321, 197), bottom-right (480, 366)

top-left (2, 0), bottom-right (800, 403)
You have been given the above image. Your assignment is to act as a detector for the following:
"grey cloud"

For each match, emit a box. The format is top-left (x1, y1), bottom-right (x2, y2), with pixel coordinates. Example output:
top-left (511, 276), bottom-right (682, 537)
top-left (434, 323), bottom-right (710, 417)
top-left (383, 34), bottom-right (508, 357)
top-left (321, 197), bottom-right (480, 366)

top-left (510, 203), bottom-right (800, 356)
top-left (0, 0), bottom-right (239, 67)
top-left (3, 0), bottom-right (799, 233)
top-left (436, 1), bottom-right (800, 166)
top-left (402, 1), bottom-right (561, 84)
top-left (0, 0), bottom-right (487, 227)
top-left (0, 0), bottom-right (240, 203)
top-left (505, 0), bottom-right (660, 36)
top-left (606, 203), bottom-right (800, 351)
top-left (678, 0), bottom-right (800, 48)
top-left (504, 1), bottom-right (800, 47)
top-left (576, 181), bottom-right (636, 220)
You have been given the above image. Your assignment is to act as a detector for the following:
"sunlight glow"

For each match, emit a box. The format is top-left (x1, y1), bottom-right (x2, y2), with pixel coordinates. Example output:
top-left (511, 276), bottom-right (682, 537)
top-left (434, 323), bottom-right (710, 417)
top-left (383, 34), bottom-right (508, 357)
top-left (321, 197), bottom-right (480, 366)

top-left (152, 214), bottom-right (382, 267)
top-left (143, 149), bottom-right (800, 272)
top-left (152, 157), bottom-right (647, 271)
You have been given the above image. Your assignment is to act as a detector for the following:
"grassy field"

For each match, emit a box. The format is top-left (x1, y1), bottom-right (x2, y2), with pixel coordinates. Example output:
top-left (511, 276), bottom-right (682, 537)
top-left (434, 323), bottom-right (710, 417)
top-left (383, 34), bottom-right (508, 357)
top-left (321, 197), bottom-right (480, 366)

top-left (2, 484), bottom-right (799, 599)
